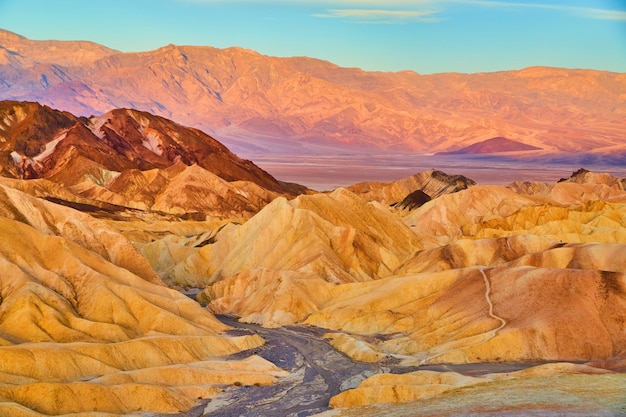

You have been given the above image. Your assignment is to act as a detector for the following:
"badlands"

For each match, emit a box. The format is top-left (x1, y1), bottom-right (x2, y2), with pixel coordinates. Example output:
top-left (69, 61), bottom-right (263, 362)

top-left (0, 100), bottom-right (625, 415)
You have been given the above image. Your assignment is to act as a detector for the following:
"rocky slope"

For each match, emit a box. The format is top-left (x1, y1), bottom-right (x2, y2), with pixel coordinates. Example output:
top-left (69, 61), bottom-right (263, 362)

top-left (1, 164), bottom-right (625, 415)
top-left (0, 100), bottom-right (306, 221)
top-left (347, 168), bottom-right (476, 205)
top-left (133, 169), bottom-right (626, 353)
top-left (0, 100), bottom-right (301, 192)
top-left (139, 187), bottom-right (424, 327)
top-left (0, 182), bottom-right (292, 416)
top-left (319, 364), bottom-right (626, 416)
top-left (168, 167), bottom-right (625, 415)
top-left (1, 29), bottom-right (625, 158)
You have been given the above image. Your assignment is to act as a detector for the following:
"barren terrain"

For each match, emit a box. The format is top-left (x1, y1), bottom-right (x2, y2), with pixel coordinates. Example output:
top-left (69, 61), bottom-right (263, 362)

top-left (197, 317), bottom-right (599, 417)
top-left (0, 100), bottom-right (625, 416)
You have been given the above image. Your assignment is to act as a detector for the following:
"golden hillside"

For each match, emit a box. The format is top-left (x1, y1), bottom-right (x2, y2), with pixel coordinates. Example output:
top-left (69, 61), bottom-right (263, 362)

top-left (0, 183), bottom-right (287, 415)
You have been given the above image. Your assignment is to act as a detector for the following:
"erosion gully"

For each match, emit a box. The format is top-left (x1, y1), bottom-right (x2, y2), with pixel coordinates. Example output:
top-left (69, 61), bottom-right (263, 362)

top-left (161, 314), bottom-right (549, 417)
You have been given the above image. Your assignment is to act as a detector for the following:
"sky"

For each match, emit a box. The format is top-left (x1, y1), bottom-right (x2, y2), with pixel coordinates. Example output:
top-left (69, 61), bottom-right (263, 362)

top-left (0, 0), bottom-right (625, 74)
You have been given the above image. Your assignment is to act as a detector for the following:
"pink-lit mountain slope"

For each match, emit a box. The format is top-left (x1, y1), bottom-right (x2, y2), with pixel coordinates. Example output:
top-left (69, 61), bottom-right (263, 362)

top-left (0, 100), bottom-right (303, 193)
top-left (1, 29), bottom-right (625, 157)
top-left (0, 100), bottom-right (307, 220)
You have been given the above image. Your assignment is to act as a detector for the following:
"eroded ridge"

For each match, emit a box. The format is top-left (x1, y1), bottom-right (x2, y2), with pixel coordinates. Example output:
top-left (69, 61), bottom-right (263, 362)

top-left (419, 267), bottom-right (507, 365)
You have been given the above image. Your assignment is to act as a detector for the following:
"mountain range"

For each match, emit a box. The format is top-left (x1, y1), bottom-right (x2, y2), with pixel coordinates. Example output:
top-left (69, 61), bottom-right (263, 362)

top-left (1, 29), bottom-right (625, 159)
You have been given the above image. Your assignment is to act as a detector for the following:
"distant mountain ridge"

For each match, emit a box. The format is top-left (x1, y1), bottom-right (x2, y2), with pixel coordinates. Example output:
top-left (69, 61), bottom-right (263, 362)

top-left (0, 29), bottom-right (118, 67)
top-left (1, 29), bottom-right (625, 157)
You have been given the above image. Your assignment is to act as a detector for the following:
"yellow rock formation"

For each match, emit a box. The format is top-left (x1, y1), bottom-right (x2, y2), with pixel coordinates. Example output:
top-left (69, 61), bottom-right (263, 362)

top-left (0, 183), bottom-right (160, 283)
top-left (163, 189), bottom-right (420, 326)
top-left (467, 200), bottom-right (626, 243)
top-left (327, 362), bottom-right (619, 411)
top-left (202, 269), bottom-right (335, 327)
top-left (347, 169), bottom-right (474, 204)
top-left (330, 370), bottom-right (490, 408)
top-left (404, 185), bottom-right (541, 241)
top-left (172, 187), bottom-right (421, 289)
top-left (3, 166), bottom-right (625, 414)
top-left (305, 264), bottom-right (626, 364)
top-left (0, 183), bottom-right (287, 415)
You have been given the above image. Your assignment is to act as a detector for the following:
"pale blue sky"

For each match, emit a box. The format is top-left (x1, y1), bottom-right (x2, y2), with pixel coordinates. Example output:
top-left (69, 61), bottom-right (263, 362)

top-left (0, 0), bottom-right (625, 74)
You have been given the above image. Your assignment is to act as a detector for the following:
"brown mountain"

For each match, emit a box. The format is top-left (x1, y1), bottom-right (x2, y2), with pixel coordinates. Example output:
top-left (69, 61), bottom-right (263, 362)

top-left (0, 100), bottom-right (304, 196)
top-left (1, 29), bottom-right (625, 157)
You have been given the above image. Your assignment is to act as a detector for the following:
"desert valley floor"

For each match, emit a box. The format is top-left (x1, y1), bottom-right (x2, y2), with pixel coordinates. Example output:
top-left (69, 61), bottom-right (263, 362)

top-left (248, 153), bottom-right (626, 191)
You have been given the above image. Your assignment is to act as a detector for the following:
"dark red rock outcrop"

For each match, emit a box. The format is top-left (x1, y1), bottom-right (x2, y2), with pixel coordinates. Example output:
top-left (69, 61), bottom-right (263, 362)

top-left (0, 100), bottom-right (306, 195)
